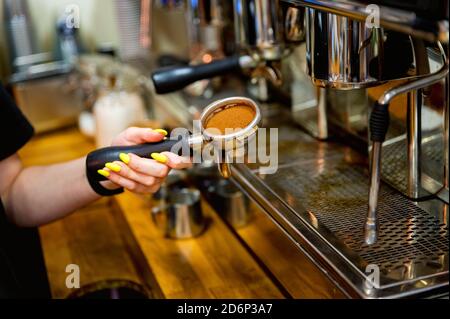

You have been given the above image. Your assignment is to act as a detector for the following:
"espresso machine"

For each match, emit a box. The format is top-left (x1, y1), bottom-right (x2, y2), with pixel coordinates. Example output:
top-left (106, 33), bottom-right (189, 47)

top-left (149, 0), bottom-right (449, 298)
top-left (237, 0), bottom-right (448, 298)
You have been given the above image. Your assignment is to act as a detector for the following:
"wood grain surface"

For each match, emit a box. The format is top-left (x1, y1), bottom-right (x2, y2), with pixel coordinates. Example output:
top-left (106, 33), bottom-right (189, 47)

top-left (114, 192), bottom-right (284, 299)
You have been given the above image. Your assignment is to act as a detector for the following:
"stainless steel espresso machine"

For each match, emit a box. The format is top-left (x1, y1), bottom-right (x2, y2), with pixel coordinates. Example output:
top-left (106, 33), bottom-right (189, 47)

top-left (151, 0), bottom-right (287, 100)
top-left (149, 0), bottom-right (449, 298)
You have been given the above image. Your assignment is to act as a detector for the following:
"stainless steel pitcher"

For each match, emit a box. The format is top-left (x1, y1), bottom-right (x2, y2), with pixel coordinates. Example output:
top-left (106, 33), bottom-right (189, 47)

top-left (152, 189), bottom-right (206, 239)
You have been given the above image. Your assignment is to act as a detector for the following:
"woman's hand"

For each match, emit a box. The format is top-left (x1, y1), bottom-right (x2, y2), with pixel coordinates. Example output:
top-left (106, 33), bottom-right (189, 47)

top-left (97, 127), bottom-right (191, 194)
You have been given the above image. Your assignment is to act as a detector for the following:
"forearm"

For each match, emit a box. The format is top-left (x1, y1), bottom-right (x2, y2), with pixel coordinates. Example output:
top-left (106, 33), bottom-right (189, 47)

top-left (5, 157), bottom-right (101, 227)
top-left (1, 127), bottom-right (185, 227)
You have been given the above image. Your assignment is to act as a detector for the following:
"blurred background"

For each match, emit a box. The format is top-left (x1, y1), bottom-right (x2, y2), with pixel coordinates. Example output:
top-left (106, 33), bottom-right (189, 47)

top-left (0, 0), bottom-right (189, 81)
top-left (0, 0), bottom-right (447, 300)
top-left (0, 0), bottom-right (193, 137)
top-left (0, 0), bottom-right (119, 79)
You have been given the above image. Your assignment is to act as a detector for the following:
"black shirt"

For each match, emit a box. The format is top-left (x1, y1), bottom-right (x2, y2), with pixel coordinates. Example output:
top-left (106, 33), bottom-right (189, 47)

top-left (0, 83), bottom-right (50, 298)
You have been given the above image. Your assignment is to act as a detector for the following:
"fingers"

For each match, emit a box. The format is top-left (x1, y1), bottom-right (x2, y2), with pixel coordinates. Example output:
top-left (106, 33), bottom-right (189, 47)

top-left (106, 161), bottom-right (165, 187)
top-left (99, 168), bottom-right (162, 194)
top-left (106, 170), bottom-right (163, 194)
top-left (98, 153), bottom-right (169, 194)
top-left (100, 154), bottom-right (169, 191)
top-left (96, 149), bottom-right (191, 196)
top-left (159, 152), bottom-right (192, 170)
top-left (102, 169), bottom-right (137, 190)
top-left (117, 150), bottom-right (191, 173)
top-left (112, 127), bottom-right (168, 146)
top-left (126, 153), bottom-right (171, 178)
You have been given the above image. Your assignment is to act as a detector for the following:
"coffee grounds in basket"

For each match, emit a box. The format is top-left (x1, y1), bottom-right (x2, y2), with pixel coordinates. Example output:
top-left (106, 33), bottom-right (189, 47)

top-left (205, 105), bottom-right (255, 135)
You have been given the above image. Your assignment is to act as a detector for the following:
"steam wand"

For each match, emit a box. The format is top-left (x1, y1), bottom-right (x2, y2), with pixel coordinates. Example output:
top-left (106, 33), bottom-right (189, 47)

top-left (366, 51), bottom-right (448, 245)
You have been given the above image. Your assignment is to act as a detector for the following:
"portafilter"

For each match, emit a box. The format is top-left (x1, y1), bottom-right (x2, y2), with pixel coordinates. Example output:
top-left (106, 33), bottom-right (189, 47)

top-left (86, 97), bottom-right (261, 180)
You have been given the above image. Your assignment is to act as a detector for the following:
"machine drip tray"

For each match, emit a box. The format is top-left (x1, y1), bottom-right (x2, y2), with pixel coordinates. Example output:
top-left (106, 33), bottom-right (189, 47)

top-left (232, 124), bottom-right (448, 298)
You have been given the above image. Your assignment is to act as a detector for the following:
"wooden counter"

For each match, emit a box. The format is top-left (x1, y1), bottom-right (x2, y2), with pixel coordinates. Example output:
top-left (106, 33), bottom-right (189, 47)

top-left (19, 127), bottom-right (344, 299)
top-left (114, 193), bottom-right (282, 298)
top-left (18, 128), bottom-right (152, 298)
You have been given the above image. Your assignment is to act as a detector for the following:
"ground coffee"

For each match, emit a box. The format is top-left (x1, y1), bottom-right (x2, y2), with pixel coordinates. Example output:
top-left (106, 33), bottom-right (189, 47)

top-left (205, 105), bottom-right (255, 135)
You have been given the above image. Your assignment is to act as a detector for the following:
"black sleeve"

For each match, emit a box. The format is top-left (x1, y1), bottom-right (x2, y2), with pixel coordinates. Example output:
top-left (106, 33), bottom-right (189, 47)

top-left (0, 83), bottom-right (34, 160)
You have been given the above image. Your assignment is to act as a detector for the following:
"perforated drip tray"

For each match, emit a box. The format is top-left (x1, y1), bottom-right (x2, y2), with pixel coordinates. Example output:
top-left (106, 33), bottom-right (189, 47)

top-left (382, 133), bottom-right (445, 195)
top-left (234, 125), bottom-right (448, 298)
top-left (262, 162), bottom-right (448, 277)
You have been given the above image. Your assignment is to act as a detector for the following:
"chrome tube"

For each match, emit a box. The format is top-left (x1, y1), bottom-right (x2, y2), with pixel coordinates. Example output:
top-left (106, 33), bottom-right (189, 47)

top-left (406, 90), bottom-right (422, 199)
top-left (444, 74), bottom-right (449, 199)
top-left (366, 141), bottom-right (381, 245)
top-left (378, 67), bottom-right (449, 106)
top-left (186, 0), bottom-right (226, 59)
top-left (234, 0), bottom-right (284, 60)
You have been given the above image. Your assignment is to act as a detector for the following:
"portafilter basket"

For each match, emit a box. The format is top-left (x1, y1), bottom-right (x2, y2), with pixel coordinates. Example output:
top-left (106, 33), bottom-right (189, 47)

top-left (86, 97), bottom-right (261, 180)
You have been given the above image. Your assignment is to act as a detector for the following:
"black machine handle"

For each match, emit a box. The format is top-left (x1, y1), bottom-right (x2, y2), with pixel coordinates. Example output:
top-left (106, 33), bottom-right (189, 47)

top-left (86, 139), bottom-right (183, 182)
top-left (151, 56), bottom-right (242, 94)
top-left (370, 101), bottom-right (390, 143)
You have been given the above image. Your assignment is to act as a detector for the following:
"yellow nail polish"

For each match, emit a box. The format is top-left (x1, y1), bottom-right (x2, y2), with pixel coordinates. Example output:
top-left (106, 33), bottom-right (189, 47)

top-left (105, 162), bottom-right (121, 173)
top-left (98, 169), bottom-right (110, 178)
top-left (151, 153), bottom-right (168, 164)
top-left (119, 153), bottom-right (130, 164)
top-left (153, 129), bottom-right (168, 136)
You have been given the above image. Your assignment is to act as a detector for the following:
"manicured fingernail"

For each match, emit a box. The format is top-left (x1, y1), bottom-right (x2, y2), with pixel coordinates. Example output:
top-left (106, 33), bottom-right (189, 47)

top-left (119, 153), bottom-right (130, 164)
top-left (151, 153), bottom-right (168, 164)
top-left (105, 162), bottom-right (121, 173)
top-left (98, 169), bottom-right (110, 178)
top-left (153, 129), bottom-right (168, 136)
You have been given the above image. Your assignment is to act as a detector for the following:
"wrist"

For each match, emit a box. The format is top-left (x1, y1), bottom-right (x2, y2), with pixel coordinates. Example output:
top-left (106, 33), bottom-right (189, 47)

top-left (85, 157), bottom-right (124, 197)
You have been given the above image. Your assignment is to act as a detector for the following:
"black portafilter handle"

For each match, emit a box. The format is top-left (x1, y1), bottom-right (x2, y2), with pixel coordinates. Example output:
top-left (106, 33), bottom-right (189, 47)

top-left (370, 101), bottom-right (390, 143)
top-left (151, 55), bottom-right (242, 94)
top-left (86, 139), bottom-right (186, 182)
